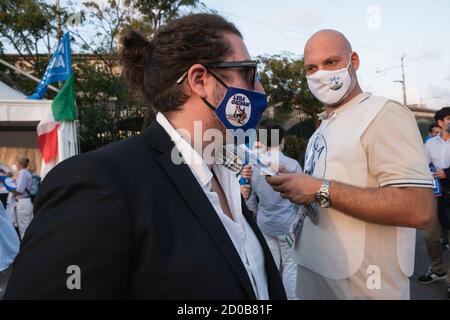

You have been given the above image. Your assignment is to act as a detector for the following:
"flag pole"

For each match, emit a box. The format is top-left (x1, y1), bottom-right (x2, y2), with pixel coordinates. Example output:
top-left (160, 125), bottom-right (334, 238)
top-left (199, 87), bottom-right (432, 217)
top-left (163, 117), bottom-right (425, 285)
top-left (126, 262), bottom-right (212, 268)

top-left (0, 58), bottom-right (60, 93)
top-left (74, 108), bottom-right (80, 155)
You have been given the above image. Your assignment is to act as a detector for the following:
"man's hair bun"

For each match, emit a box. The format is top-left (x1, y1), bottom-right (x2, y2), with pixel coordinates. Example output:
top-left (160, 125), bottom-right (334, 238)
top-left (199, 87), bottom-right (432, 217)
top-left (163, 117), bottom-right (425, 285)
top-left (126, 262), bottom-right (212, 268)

top-left (119, 30), bottom-right (153, 91)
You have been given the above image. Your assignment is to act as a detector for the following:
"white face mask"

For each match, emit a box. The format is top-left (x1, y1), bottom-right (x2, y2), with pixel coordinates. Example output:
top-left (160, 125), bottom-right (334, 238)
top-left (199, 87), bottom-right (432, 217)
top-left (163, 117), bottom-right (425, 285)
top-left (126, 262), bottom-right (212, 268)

top-left (307, 55), bottom-right (354, 106)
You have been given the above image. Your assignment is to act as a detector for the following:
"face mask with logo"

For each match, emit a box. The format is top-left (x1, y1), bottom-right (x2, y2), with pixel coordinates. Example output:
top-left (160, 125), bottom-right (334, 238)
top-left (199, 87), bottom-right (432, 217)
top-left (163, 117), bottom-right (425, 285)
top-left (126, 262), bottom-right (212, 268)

top-left (202, 72), bottom-right (268, 133)
top-left (306, 55), bottom-right (354, 105)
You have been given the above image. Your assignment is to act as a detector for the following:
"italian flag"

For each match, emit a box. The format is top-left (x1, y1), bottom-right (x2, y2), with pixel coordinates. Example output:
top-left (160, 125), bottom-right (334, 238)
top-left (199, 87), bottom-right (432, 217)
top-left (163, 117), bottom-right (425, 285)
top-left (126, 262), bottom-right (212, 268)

top-left (37, 75), bottom-right (76, 163)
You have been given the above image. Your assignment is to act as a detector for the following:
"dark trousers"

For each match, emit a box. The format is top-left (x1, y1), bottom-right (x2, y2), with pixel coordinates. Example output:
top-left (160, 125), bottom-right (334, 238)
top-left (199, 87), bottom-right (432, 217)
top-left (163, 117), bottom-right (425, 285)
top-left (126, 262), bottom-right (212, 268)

top-left (0, 265), bottom-right (13, 300)
top-left (424, 198), bottom-right (450, 282)
top-left (438, 195), bottom-right (450, 229)
top-left (0, 193), bottom-right (7, 209)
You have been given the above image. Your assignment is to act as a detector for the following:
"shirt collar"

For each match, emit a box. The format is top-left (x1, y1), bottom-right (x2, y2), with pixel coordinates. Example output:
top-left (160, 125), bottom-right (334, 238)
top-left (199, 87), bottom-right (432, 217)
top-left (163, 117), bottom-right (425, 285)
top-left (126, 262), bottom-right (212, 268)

top-left (318, 92), bottom-right (372, 120)
top-left (156, 112), bottom-right (212, 188)
top-left (435, 134), bottom-right (450, 143)
top-left (266, 147), bottom-right (282, 156)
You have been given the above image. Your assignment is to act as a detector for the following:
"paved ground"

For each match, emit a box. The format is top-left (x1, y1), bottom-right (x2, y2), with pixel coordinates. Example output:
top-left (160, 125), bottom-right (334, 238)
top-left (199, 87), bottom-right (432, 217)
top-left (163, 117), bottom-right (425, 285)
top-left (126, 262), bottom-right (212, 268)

top-left (411, 230), bottom-right (448, 300)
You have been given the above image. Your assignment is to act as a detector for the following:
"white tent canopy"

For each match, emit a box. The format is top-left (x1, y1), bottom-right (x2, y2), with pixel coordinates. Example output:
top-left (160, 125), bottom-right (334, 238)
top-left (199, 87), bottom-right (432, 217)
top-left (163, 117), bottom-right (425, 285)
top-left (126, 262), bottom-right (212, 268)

top-left (0, 80), bottom-right (26, 99)
top-left (0, 99), bottom-right (52, 121)
top-left (0, 80), bottom-right (52, 119)
top-left (0, 80), bottom-right (77, 178)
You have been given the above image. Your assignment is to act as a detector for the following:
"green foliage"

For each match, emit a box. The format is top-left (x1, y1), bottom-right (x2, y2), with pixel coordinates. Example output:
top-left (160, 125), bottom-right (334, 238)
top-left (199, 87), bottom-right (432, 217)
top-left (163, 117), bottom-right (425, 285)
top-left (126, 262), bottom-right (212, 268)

top-left (257, 53), bottom-right (323, 129)
top-left (73, 55), bottom-right (147, 151)
top-left (0, 0), bottom-right (66, 72)
top-left (0, 1), bottom-right (60, 94)
top-left (287, 118), bottom-right (316, 140)
top-left (416, 117), bottom-right (434, 142)
top-left (124, 0), bottom-right (201, 29)
top-left (283, 135), bottom-right (308, 166)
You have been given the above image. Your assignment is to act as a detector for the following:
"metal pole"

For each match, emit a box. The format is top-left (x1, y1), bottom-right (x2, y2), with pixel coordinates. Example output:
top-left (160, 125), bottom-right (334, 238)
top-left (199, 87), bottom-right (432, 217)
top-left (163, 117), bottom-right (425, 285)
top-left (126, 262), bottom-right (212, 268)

top-left (56, 0), bottom-right (81, 154)
top-left (56, 0), bottom-right (62, 39)
top-left (401, 54), bottom-right (407, 106)
top-left (0, 58), bottom-right (60, 93)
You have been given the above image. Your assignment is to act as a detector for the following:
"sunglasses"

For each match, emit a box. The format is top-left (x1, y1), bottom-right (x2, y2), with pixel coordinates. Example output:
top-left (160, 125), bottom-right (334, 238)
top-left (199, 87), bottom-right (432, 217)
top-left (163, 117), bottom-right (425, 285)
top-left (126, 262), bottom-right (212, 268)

top-left (176, 60), bottom-right (258, 90)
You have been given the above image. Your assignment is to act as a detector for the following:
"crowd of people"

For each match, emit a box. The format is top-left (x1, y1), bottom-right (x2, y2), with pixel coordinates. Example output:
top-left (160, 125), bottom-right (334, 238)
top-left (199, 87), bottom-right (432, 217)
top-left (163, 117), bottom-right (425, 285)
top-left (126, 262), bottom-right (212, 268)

top-left (0, 13), bottom-right (448, 300)
top-left (418, 109), bottom-right (450, 289)
top-left (0, 156), bottom-right (38, 298)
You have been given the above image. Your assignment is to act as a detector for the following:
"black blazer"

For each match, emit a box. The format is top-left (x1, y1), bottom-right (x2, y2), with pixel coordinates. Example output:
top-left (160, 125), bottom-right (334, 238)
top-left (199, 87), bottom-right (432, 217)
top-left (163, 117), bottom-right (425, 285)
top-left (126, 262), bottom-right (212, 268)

top-left (5, 121), bottom-right (287, 300)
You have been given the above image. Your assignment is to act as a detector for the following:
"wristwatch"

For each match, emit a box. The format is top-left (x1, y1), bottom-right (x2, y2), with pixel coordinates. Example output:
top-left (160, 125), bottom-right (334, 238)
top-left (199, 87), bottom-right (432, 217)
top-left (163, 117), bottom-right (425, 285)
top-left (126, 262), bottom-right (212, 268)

top-left (315, 179), bottom-right (331, 208)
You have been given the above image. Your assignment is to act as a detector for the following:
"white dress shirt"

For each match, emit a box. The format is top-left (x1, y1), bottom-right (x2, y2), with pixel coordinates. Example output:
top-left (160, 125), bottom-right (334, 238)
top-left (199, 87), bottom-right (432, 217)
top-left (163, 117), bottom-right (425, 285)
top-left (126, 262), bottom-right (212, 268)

top-left (15, 169), bottom-right (32, 199)
top-left (247, 149), bottom-right (302, 237)
top-left (156, 112), bottom-right (269, 300)
top-left (425, 135), bottom-right (450, 170)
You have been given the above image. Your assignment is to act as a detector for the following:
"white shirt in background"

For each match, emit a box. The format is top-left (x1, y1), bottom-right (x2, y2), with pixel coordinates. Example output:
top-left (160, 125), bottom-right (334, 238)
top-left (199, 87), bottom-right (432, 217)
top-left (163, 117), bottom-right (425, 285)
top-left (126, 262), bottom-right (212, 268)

top-left (425, 135), bottom-right (450, 170)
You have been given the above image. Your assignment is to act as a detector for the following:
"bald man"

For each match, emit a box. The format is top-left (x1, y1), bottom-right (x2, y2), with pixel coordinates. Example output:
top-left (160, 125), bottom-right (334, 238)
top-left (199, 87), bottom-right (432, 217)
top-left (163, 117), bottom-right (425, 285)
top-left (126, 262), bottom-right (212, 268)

top-left (267, 30), bottom-right (435, 299)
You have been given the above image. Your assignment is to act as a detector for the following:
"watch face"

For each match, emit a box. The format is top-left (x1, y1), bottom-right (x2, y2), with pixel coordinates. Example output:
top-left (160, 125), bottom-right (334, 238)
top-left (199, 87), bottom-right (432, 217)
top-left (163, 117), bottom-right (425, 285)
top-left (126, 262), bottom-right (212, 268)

top-left (316, 192), bottom-right (330, 208)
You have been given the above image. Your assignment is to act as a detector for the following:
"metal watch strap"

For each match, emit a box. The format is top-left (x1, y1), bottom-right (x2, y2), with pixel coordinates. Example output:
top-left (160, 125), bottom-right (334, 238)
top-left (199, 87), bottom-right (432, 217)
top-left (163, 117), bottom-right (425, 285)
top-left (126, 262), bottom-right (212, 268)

top-left (316, 179), bottom-right (331, 208)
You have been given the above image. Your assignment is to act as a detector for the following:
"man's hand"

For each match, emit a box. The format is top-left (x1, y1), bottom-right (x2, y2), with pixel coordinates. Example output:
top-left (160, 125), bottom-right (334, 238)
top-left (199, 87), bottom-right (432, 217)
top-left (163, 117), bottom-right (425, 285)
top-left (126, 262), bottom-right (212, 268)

top-left (266, 173), bottom-right (322, 205)
top-left (435, 169), bottom-right (447, 179)
top-left (241, 165), bottom-right (253, 180)
top-left (240, 184), bottom-right (251, 201)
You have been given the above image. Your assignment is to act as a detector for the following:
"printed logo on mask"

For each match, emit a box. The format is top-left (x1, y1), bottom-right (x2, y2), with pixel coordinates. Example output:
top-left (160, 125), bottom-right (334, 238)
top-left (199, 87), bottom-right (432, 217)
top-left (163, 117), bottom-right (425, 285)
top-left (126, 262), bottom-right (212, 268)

top-left (225, 93), bottom-right (252, 127)
top-left (329, 76), bottom-right (344, 91)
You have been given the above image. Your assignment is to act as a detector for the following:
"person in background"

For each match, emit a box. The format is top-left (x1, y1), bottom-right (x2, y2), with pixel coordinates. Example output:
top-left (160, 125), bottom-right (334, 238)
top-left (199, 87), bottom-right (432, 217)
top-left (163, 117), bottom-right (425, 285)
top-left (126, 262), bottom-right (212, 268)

top-left (247, 124), bottom-right (302, 300)
top-left (419, 107), bottom-right (450, 299)
top-left (0, 168), bottom-right (18, 235)
top-left (240, 165), bottom-right (253, 201)
top-left (11, 156), bottom-right (33, 240)
top-left (252, 140), bottom-right (267, 154)
top-left (0, 169), bottom-right (8, 208)
top-left (425, 123), bottom-right (441, 143)
top-left (0, 202), bottom-right (19, 299)
top-left (424, 123), bottom-right (448, 252)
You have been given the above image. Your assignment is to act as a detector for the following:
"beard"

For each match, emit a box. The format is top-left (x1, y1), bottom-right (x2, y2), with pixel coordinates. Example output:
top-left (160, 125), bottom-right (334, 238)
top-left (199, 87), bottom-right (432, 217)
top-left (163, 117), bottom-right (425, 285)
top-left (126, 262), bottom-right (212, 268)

top-left (209, 82), bottom-right (229, 140)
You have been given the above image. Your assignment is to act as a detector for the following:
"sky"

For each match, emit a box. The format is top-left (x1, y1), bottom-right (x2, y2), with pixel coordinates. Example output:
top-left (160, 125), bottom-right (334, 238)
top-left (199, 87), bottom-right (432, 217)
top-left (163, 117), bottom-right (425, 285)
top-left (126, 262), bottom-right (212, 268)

top-left (204, 0), bottom-right (450, 110)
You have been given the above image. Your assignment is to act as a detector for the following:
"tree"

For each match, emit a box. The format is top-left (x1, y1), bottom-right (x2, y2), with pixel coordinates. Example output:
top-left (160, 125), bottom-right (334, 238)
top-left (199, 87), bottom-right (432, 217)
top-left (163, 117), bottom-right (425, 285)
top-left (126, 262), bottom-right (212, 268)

top-left (0, 0), bottom-right (64, 94)
top-left (258, 53), bottom-right (323, 129)
top-left (0, 0), bottom-right (63, 73)
top-left (124, 0), bottom-right (201, 30)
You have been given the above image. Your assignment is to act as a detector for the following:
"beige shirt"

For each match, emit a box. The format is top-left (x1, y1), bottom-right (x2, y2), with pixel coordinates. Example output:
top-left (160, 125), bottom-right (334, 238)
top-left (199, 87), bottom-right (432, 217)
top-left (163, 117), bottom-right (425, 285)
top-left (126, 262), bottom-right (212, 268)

top-left (297, 93), bottom-right (433, 300)
top-left (361, 99), bottom-right (433, 188)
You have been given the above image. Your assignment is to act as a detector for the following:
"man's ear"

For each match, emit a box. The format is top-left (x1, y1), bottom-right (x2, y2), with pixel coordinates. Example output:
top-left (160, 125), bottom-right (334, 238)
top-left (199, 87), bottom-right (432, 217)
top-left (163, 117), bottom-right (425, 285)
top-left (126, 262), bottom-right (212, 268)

top-left (186, 64), bottom-right (209, 98)
top-left (437, 119), bottom-right (444, 129)
top-left (351, 52), bottom-right (360, 71)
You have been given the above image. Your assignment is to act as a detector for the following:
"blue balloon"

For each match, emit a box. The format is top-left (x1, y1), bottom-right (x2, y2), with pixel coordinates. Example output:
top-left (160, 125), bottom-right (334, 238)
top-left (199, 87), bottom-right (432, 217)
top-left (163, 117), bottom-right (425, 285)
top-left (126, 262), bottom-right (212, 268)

top-left (0, 176), bottom-right (16, 192)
